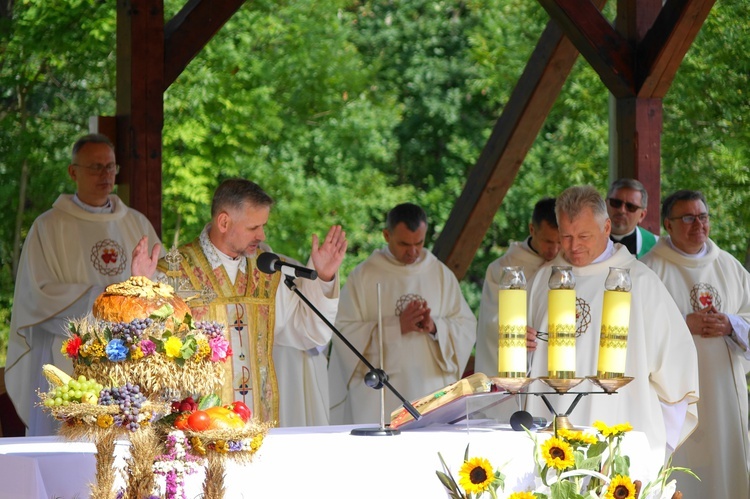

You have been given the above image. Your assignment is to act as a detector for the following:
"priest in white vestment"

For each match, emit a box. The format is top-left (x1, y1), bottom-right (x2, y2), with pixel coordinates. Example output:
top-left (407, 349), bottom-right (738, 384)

top-left (525, 186), bottom-right (699, 471)
top-left (157, 178), bottom-right (347, 427)
top-left (476, 197), bottom-right (560, 377)
top-left (4, 134), bottom-right (162, 436)
top-left (329, 203), bottom-right (476, 425)
top-left (641, 189), bottom-right (750, 499)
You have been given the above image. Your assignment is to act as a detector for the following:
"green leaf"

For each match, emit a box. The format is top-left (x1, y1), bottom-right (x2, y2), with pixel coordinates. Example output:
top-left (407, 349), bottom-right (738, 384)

top-left (150, 303), bottom-right (175, 321)
top-left (180, 336), bottom-right (197, 359)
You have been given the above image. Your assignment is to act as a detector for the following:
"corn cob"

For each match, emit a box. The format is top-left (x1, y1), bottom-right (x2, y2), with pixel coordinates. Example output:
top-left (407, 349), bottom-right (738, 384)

top-left (42, 364), bottom-right (73, 387)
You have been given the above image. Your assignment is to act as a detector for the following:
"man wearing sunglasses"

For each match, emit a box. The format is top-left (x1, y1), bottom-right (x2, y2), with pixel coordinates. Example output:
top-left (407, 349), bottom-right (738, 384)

top-left (642, 190), bottom-right (750, 499)
top-left (4, 133), bottom-right (162, 436)
top-left (606, 178), bottom-right (658, 258)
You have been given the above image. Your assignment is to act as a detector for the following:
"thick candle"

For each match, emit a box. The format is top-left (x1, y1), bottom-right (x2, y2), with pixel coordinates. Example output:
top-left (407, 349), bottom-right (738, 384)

top-left (548, 288), bottom-right (576, 378)
top-left (597, 290), bottom-right (631, 378)
top-left (498, 288), bottom-right (527, 377)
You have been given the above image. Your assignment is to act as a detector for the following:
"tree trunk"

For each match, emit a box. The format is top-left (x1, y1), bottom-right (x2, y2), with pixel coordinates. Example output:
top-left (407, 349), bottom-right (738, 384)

top-left (12, 87), bottom-right (29, 281)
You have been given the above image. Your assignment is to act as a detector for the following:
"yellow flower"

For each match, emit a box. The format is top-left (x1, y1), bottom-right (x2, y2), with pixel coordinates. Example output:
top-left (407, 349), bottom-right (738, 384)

top-left (60, 340), bottom-right (69, 355)
top-left (250, 434), bottom-right (264, 452)
top-left (130, 346), bottom-right (145, 361)
top-left (558, 428), bottom-right (598, 446)
top-left (593, 420), bottom-right (633, 438)
top-left (215, 440), bottom-right (228, 453)
top-left (508, 492), bottom-right (536, 499)
top-left (193, 337), bottom-right (211, 361)
top-left (80, 341), bottom-right (105, 358)
top-left (96, 414), bottom-right (114, 428)
top-left (541, 437), bottom-right (575, 470)
top-left (605, 475), bottom-right (636, 499)
top-left (164, 336), bottom-right (183, 358)
top-left (191, 436), bottom-right (206, 455)
top-left (458, 456), bottom-right (495, 494)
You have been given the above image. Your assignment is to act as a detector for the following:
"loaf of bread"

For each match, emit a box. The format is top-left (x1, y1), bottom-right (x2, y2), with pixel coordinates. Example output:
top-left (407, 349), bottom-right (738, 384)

top-left (92, 276), bottom-right (191, 324)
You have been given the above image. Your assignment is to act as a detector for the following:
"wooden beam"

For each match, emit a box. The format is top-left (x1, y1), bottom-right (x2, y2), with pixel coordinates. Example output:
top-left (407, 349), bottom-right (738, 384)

top-left (116, 0), bottom-right (165, 236)
top-left (433, 0), bottom-right (609, 279)
top-left (163, 0), bottom-right (246, 89)
top-left (538, 0), bottom-right (634, 97)
top-left (613, 97), bottom-right (663, 233)
top-left (637, 0), bottom-right (716, 98)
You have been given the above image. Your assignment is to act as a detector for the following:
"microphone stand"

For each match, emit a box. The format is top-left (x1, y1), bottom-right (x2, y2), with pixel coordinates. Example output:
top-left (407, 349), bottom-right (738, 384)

top-left (282, 275), bottom-right (421, 435)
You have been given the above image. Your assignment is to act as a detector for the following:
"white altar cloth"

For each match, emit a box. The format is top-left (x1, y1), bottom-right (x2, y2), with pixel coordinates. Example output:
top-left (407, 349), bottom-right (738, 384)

top-left (0, 424), bottom-right (659, 498)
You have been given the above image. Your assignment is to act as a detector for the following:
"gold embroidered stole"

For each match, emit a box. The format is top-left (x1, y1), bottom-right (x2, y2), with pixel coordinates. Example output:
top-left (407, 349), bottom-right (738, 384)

top-left (172, 242), bottom-right (281, 424)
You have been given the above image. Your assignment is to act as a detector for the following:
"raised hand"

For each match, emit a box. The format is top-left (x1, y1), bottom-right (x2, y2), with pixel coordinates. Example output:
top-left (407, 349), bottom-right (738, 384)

top-left (130, 236), bottom-right (161, 278)
top-left (310, 225), bottom-right (348, 281)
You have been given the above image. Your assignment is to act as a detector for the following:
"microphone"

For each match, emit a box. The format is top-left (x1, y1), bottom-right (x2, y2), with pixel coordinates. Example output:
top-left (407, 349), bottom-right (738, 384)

top-left (510, 410), bottom-right (547, 431)
top-left (257, 252), bottom-right (318, 280)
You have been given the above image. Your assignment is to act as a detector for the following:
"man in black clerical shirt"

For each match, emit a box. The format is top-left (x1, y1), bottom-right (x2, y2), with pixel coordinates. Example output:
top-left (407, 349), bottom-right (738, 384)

top-left (605, 178), bottom-right (658, 258)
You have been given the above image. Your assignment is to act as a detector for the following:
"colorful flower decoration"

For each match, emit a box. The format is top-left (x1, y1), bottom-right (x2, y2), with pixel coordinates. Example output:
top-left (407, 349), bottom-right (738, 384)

top-left (63, 316), bottom-right (231, 366)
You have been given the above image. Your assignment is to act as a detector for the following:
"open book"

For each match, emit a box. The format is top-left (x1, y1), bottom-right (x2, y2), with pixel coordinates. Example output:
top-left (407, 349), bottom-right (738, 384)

top-left (389, 372), bottom-right (508, 430)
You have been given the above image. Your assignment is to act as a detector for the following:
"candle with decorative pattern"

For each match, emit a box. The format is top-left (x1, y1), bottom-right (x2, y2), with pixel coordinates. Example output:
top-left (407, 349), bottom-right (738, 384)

top-left (497, 267), bottom-right (527, 377)
top-left (597, 267), bottom-right (632, 378)
top-left (547, 266), bottom-right (576, 379)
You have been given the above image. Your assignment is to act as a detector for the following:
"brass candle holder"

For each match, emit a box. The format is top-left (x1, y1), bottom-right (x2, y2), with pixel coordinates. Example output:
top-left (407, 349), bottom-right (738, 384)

top-left (586, 375), bottom-right (633, 394)
top-left (490, 376), bottom-right (535, 395)
top-left (537, 376), bottom-right (585, 393)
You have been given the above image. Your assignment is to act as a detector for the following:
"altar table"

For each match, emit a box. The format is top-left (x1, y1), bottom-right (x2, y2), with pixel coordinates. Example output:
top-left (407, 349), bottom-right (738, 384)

top-left (0, 423), bottom-right (659, 499)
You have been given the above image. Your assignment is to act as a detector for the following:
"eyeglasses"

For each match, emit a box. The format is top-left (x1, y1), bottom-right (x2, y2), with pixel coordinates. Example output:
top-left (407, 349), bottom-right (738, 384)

top-left (607, 198), bottom-right (643, 213)
top-left (73, 163), bottom-right (120, 174)
top-left (668, 213), bottom-right (710, 224)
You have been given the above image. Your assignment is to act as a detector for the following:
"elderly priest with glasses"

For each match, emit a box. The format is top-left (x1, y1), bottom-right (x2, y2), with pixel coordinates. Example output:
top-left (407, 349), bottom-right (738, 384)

top-left (605, 178), bottom-right (659, 258)
top-left (4, 133), bottom-right (162, 436)
top-left (642, 189), bottom-right (750, 499)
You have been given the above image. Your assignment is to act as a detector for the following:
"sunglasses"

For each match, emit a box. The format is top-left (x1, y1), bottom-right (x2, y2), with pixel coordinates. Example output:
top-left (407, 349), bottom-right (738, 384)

top-left (607, 198), bottom-right (643, 213)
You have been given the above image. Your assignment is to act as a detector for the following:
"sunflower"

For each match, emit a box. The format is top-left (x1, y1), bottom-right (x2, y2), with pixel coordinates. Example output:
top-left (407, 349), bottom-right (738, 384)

top-left (605, 475), bottom-right (636, 499)
top-left (458, 456), bottom-right (495, 494)
top-left (541, 437), bottom-right (575, 470)
top-left (507, 492), bottom-right (536, 499)
top-left (593, 420), bottom-right (633, 438)
top-left (557, 428), bottom-right (598, 446)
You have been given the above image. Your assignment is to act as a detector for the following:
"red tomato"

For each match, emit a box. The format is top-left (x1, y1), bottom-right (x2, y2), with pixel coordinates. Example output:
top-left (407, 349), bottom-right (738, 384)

top-left (174, 412), bottom-right (191, 431)
top-left (226, 401), bottom-right (252, 422)
top-left (187, 410), bottom-right (212, 431)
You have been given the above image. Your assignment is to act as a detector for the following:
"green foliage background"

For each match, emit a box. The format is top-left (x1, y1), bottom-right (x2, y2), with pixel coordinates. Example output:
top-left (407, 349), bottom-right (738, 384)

top-left (1, 0), bottom-right (748, 366)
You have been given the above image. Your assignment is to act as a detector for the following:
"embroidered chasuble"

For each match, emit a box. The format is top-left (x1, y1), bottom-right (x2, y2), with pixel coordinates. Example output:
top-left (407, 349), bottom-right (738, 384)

top-left (170, 242), bottom-right (282, 423)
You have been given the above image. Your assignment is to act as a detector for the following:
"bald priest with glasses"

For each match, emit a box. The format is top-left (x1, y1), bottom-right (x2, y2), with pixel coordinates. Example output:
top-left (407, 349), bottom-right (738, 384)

top-left (605, 178), bottom-right (659, 258)
top-left (5, 133), bottom-right (162, 436)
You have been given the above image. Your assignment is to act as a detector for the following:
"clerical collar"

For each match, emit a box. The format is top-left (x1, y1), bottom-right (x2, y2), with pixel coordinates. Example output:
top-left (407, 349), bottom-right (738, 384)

top-left (610, 228), bottom-right (637, 255)
top-left (525, 236), bottom-right (537, 255)
top-left (383, 246), bottom-right (425, 266)
top-left (665, 236), bottom-right (708, 258)
top-left (610, 227), bottom-right (636, 241)
top-left (72, 193), bottom-right (114, 214)
top-left (592, 239), bottom-right (616, 264)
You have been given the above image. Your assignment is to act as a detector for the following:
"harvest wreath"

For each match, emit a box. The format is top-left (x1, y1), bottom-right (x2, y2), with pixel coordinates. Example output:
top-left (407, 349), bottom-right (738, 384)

top-left (38, 276), bottom-right (268, 499)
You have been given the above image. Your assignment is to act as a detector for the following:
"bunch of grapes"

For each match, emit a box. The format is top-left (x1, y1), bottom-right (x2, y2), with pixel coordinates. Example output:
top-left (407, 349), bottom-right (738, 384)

top-left (98, 383), bottom-right (148, 431)
top-left (108, 317), bottom-right (155, 345)
top-left (44, 375), bottom-right (103, 407)
top-left (195, 320), bottom-right (225, 339)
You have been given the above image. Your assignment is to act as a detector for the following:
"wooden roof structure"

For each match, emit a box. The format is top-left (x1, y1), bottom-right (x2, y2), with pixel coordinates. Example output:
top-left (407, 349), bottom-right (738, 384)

top-left (108, 0), bottom-right (715, 278)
